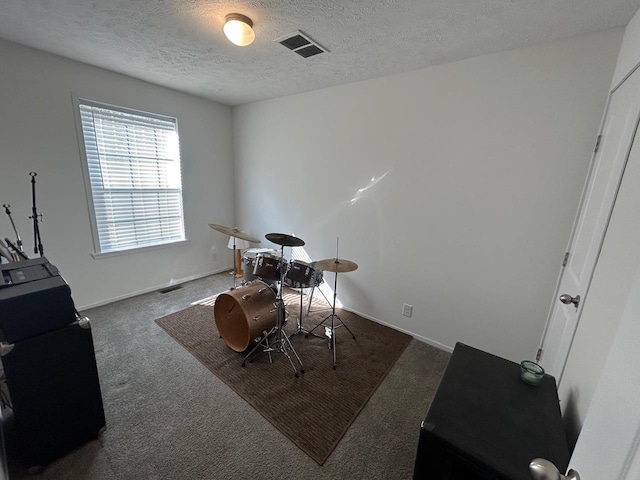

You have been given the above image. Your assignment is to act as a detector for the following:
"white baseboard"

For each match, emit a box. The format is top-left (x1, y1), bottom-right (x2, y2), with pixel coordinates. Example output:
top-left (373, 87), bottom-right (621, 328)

top-left (341, 306), bottom-right (454, 353)
top-left (76, 267), bottom-right (230, 311)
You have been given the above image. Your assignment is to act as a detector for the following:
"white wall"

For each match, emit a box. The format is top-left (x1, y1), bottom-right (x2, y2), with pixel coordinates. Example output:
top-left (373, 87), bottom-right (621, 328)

top-left (561, 5), bottom-right (640, 449)
top-left (232, 29), bottom-right (623, 362)
top-left (612, 7), bottom-right (640, 88)
top-left (0, 39), bottom-right (235, 309)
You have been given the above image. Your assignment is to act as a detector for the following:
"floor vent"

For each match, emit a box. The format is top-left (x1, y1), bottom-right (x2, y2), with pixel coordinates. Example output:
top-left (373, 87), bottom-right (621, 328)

top-left (275, 31), bottom-right (328, 58)
top-left (158, 285), bottom-right (183, 294)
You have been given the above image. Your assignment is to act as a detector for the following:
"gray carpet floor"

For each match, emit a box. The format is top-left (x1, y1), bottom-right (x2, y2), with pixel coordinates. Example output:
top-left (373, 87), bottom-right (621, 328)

top-left (7, 273), bottom-right (451, 480)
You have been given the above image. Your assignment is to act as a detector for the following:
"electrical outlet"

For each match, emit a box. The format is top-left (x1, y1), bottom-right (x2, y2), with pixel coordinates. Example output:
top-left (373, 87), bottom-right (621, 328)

top-left (403, 304), bottom-right (413, 318)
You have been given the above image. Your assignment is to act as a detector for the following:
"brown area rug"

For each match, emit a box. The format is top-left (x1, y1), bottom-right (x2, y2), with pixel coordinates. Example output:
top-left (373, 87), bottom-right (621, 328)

top-left (155, 288), bottom-right (412, 465)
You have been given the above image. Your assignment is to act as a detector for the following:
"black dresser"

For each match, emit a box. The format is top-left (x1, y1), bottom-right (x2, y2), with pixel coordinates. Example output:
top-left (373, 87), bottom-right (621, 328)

top-left (413, 342), bottom-right (569, 479)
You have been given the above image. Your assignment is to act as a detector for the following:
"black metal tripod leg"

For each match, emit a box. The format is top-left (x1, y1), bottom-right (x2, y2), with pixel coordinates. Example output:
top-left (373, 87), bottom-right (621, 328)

top-left (280, 346), bottom-right (300, 378)
top-left (307, 314), bottom-right (331, 336)
top-left (306, 287), bottom-right (315, 315)
top-left (334, 314), bottom-right (356, 339)
top-left (332, 322), bottom-right (337, 369)
top-left (241, 328), bottom-right (274, 366)
top-left (302, 312), bottom-right (326, 339)
top-left (289, 288), bottom-right (311, 337)
top-left (282, 331), bottom-right (304, 373)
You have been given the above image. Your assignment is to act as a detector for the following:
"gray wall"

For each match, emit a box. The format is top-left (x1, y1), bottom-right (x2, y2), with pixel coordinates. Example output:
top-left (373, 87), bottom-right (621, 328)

top-left (0, 39), bottom-right (235, 309)
top-left (232, 29), bottom-right (623, 362)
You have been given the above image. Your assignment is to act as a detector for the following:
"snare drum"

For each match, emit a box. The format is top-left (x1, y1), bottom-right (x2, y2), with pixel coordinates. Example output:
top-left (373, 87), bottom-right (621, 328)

top-left (253, 252), bottom-right (285, 281)
top-left (285, 260), bottom-right (323, 289)
top-left (214, 280), bottom-right (277, 352)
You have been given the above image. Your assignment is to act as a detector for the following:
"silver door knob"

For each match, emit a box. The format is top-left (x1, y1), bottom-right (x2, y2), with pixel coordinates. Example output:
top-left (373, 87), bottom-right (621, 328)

top-left (559, 294), bottom-right (580, 307)
top-left (530, 458), bottom-right (581, 480)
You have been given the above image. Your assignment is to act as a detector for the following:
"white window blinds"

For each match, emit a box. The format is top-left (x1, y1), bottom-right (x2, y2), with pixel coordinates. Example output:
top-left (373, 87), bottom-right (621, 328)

top-left (78, 101), bottom-right (186, 254)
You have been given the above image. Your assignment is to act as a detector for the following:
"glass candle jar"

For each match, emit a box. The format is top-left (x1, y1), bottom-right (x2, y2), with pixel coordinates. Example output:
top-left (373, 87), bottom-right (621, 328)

top-left (520, 360), bottom-right (544, 386)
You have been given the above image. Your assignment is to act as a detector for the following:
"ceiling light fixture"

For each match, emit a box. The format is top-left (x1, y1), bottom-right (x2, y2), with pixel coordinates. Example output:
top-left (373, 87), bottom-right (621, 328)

top-left (223, 13), bottom-right (255, 47)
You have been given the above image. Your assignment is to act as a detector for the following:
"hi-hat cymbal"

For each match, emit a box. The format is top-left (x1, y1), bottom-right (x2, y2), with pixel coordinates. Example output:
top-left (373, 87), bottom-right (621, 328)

top-left (208, 224), bottom-right (260, 243)
top-left (265, 232), bottom-right (305, 247)
top-left (315, 258), bottom-right (358, 273)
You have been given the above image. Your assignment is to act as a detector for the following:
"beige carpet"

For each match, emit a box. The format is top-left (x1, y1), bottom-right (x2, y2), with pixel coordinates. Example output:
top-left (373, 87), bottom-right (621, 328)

top-left (155, 288), bottom-right (412, 465)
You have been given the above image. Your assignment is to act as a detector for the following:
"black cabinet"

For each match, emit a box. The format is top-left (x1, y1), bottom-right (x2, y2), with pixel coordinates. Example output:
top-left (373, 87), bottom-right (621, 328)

top-left (0, 258), bottom-right (105, 471)
top-left (413, 343), bottom-right (569, 480)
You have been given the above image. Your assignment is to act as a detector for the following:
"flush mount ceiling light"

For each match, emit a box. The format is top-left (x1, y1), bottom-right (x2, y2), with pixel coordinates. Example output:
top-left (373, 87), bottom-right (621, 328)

top-left (223, 13), bottom-right (255, 47)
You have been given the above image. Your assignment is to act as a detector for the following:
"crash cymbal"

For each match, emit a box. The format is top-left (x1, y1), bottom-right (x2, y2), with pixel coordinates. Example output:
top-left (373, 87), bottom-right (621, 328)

top-left (208, 223), bottom-right (260, 243)
top-left (265, 232), bottom-right (305, 247)
top-left (315, 258), bottom-right (358, 273)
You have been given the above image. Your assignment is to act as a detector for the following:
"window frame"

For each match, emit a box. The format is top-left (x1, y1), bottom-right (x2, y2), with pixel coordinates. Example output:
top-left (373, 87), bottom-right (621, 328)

top-left (72, 95), bottom-right (188, 258)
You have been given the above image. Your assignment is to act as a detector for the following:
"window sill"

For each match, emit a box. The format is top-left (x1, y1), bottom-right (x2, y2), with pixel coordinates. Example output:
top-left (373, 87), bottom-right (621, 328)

top-left (91, 239), bottom-right (189, 260)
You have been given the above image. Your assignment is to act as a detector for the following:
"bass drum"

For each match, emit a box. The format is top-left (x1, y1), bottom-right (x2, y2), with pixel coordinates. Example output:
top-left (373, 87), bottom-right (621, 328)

top-left (214, 280), bottom-right (277, 352)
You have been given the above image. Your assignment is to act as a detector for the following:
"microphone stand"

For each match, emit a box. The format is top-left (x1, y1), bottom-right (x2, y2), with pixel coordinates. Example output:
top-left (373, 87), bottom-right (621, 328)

top-left (2, 204), bottom-right (23, 253)
top-left (29, 172), bottom-right (44, 257)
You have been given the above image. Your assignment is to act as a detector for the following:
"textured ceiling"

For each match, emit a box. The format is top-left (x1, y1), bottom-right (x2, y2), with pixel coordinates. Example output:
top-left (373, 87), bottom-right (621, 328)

top-left (0, 0), bottom-right (639, 106)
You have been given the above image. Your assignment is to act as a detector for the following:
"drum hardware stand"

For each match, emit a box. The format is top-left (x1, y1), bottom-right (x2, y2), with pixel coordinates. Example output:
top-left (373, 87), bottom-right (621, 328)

top-left (3, 204), bottom-right (24, 254)
top-left (289, 286), bottom-right (323, 339)
top-left (241, 234), bottom-right (305, 377)
top-left (0, 239), bottom-right (12, 263)
top-left (230, 236), bottom-right (239, 290)
top-left (307, 239), bottom-right (357, 369)
top-left (306, 284), bottom-right (333, 315)
top-left (207, 224), bottom-right (260, 291)
top-left (29, 173), bottom-right (44, 257)
top-left (3, 238), bottom-right (28, 261)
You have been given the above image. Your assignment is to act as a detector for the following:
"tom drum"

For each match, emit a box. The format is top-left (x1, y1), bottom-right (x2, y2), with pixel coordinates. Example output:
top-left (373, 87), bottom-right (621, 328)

top-left (242, 248), bottom-right (278, 282)
top-left (214, 280), bottom-right (277, 352)
top-left (285, 260), bottom-right (323, 289)
top-left (253, 252), bottom-right (285, 281)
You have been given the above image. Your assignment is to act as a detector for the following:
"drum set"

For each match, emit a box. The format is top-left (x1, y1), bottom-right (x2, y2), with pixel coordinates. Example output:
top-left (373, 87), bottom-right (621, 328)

top-left (209, 224), bottom-right (358, 375)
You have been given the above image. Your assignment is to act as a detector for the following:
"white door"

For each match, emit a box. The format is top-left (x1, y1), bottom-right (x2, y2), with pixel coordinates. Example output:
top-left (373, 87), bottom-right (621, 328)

top-left (567, 265), bottom-right (640, 479)
top-left (538, 66), bottom-right (640, 382)
top-left (567, 99), bottom-right (640, 479)
top-left (539, 264), bottom-right (640, 478)
top-left (535, 91), bottom-right (640, 479)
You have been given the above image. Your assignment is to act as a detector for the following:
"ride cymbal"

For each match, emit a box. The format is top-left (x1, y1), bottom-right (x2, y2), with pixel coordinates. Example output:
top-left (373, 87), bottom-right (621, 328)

top-left (208, 223), bottom-right (261, 243)
top-left (315, 258), bottom-right (358, 273)
top-left (265, 232), bottom-right (305, 247)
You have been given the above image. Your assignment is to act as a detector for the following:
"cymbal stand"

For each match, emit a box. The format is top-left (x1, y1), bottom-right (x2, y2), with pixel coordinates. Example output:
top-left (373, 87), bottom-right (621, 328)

top-left (307, 263), bottom-right (356, 370)
top-left (241, 243), bottom-right (304, 377)
top-left (230, 236), bottom-right (238, 290)
top-left (306, 283), bottom-right (332, 315)
top-left (289, 284), bottom-right (323, 339)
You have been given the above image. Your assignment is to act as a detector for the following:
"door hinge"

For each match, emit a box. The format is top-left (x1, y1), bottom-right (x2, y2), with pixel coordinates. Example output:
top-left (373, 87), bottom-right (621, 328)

top-left (562, 252), bottom-right (569, 266)
top-left (536, 348), bottom-right (542, 362)
top-left (594, 134), bottom-right (602, 153)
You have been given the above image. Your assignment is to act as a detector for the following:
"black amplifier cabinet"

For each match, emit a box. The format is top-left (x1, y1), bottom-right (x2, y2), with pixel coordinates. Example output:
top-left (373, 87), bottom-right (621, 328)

top-left (1, 319), bottom-right (106, 470)
top-left (0, 257), bottom-right (106, 470)
top-left (0, 257), bottom-right (76, 342)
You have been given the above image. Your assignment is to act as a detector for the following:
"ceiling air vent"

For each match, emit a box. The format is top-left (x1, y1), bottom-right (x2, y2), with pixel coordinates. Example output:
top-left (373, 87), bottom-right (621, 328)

top-left (275, 31), bottom-right (328, 58)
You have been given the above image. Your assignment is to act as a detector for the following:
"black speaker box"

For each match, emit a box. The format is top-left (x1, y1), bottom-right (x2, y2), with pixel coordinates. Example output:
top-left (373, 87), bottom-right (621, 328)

top-left (1, 319), bottom-right (106, 469)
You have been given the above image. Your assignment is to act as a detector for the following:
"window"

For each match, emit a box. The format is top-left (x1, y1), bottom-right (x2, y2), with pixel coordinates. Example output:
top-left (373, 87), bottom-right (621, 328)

top-left (77, 100), bottom-right (186, 255)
